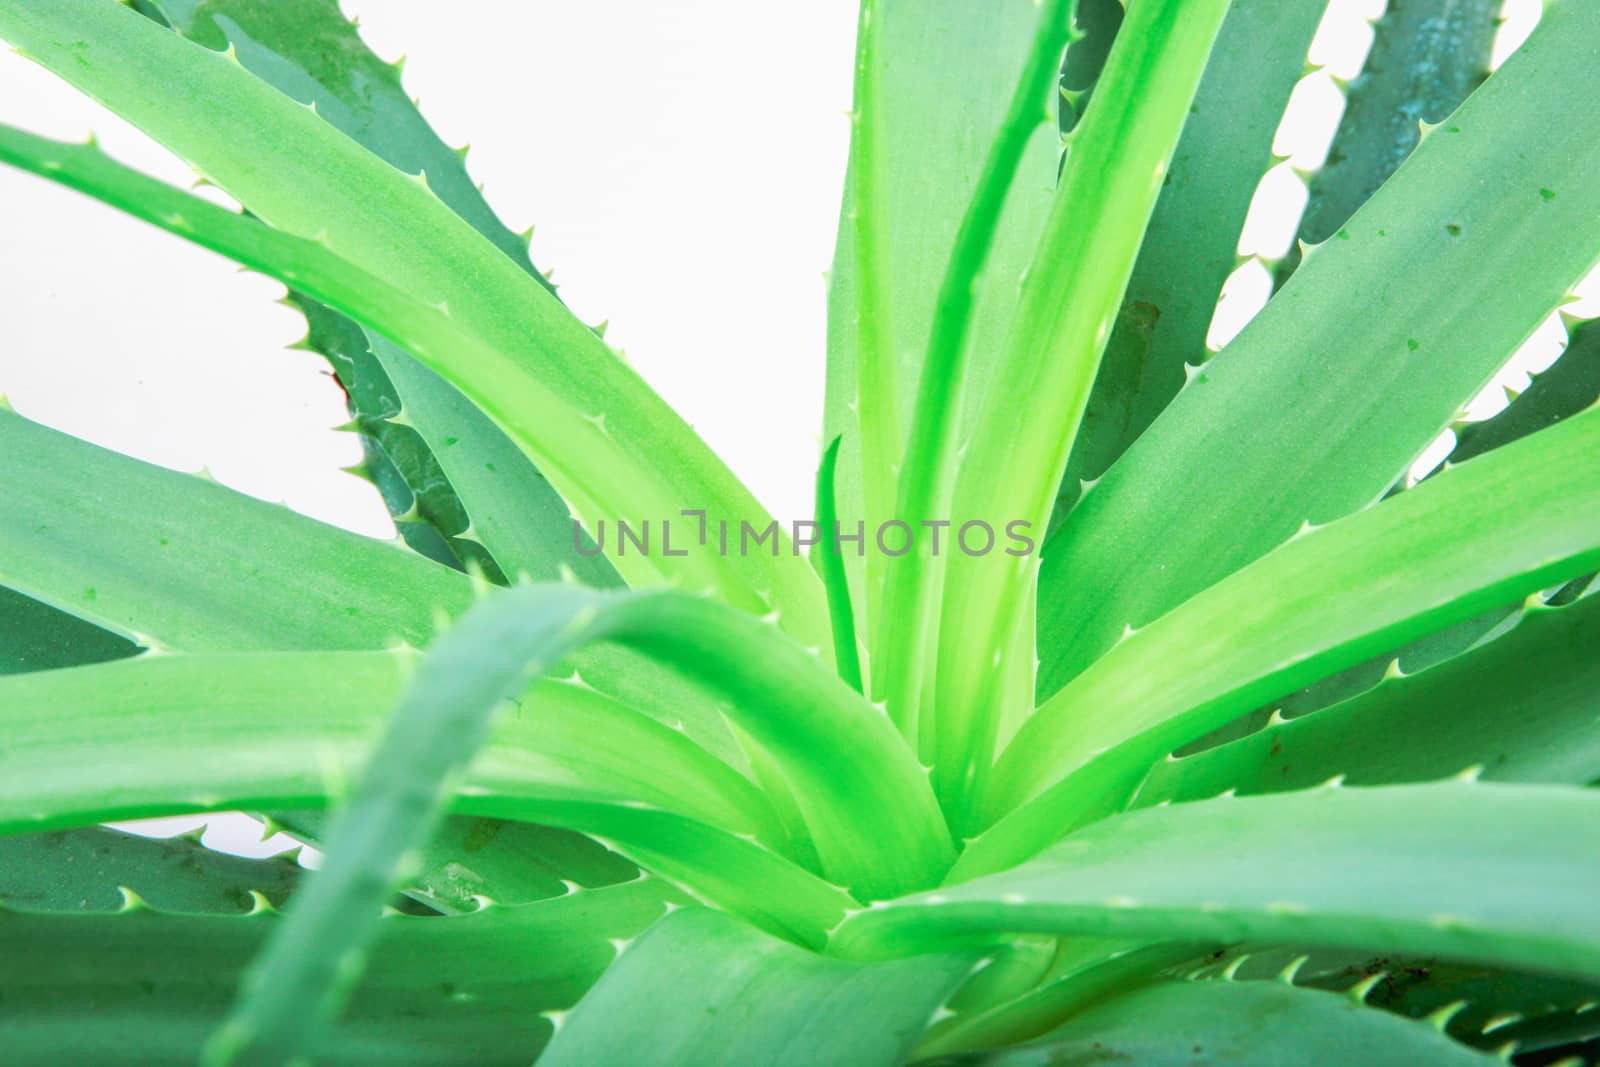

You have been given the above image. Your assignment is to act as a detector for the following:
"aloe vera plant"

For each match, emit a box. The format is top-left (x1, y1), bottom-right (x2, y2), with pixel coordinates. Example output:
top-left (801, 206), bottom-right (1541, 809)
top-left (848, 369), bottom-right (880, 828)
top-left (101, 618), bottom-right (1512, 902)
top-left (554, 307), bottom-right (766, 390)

top-left (3, 0), bottom-right (1599, 1062)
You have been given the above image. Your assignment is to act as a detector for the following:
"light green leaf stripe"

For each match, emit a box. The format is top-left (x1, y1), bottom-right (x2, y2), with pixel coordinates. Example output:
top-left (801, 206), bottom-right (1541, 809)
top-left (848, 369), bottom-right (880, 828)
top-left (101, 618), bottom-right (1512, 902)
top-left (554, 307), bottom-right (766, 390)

top-left (1037, 2), bottom-right (1600, 698)
top-left (0, 0), bottom-right (828, 652)
top-left (0, 880), bottom-right (679, 1065)
top-left (1136, 590), bottom-right (1600, 807)
top-left (961, 976), bottom-right (1497, 1065)
top-left (874, 0), bottom-right (1076, 752)
top-left (542, 907), bottom-right (977, 1067)
top-left (967, 403), bottom-right (1600, 876)
top-left (824, 0), bottom-right (1065, 658)
top-left (837, 782), bottom-right (1600, 985)
top-left (934, 0), bottom-right (1234, 822)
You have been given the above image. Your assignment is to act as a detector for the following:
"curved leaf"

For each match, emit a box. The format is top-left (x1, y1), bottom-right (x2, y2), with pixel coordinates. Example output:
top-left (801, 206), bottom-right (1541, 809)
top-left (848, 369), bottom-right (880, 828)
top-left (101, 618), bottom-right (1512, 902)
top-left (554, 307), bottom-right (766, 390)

top-left (929, 976), bottom-right (1495, 1065)
top-left (209, 584), bottom-right (942, 1064)
top-left (1036, 4), bottom-right (1600, 697)
top-left (0, 880), bottom-right (677, 1065)
top-left (839, 782), bottom-right (1600, 985)
top-left (0, 0), bottom-right (829, 649)
top-left (0, 826), bottom-right (300, 914)
top-left (0, 650), bottom-right (846, 943)
top-left (933, 0), bottom-right (1234, 820)
top-left (543, 907), bottom-right (977, 1067)
top-left (972, 403), bottom-right (1600, 876)
top-left (1134, 591), bottom-right (1600, 807)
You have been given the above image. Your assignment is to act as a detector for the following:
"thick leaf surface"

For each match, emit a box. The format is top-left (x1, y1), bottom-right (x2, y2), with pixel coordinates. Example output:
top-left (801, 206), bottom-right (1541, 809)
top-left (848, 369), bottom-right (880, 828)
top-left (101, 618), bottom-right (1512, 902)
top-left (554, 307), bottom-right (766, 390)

top-left (1037, 5), bottom-right (1600, 697)
top-left (1136, 592), bottom-right (1600, 806)
top-left (839, 783), bottom-right (1600, 984)
top-left (0, 880), bottom-right (676, 1065)
top-left (543, 907), bottom-right (976, 1067)
top-left (931, 977), bottom-right (1494, 1065)
top-left (974, 403), bottom-right (1600, 872)
top-left (0, 826), bottom-right (300, 914)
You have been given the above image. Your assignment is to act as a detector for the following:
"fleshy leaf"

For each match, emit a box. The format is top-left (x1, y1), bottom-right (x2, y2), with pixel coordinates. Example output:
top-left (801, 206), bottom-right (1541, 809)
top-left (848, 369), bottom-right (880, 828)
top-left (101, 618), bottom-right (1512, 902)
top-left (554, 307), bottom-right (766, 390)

top-left (1036, 4), bottom-right (1600, 698)
top-left (0, 880), bottom-right (678, 1064)
top-left (928, 976), bottom-right (1495, 1065)
top-left (542, 907), bottom-right (977, 1067)
top-left (838, 782), bottom-right (1600, 985)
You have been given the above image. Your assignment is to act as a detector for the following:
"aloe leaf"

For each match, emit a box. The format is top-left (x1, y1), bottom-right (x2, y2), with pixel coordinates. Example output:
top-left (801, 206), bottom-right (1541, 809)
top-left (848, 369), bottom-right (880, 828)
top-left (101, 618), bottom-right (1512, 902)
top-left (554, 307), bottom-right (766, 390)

top-left (0, 646), bottom-right (850, 944)
top-left (542, 907), bottom-right (977, 1067)
top-left (144, 0), bottom-right (554, 280)
top-left (1450, 313), bottom-right (1600, 465)
top-left (1049, 0), bottom-right (1328, 529)
top-left (933, 0), bottom-right (1234, 819)
top-left (1055, 0), bottom-right (1122, 133)
top-left (1036, 2), bottom-right (1600, 698)
top-left (209, 582), bottom-right (904, 1065)
top-left (139, 0), bottom-right (615, 586)
top-left (0, 0), bottom-right (828, 651)
top-left (916, 940), bottom-right (1207, 1059)
top-left (1193, 947), bottom-right (1600, 1058)
top-left (295, 296), bottom-right (617, 585)
top-left (0, 584), bottom-right (136, 673)
top-left (811, 435), bottom-right (863, 692)
top-left (1277, 0), bottom-right (1501, 284)
top-left (838, 782), bottom-right (1600, 985)
top-left (272, 811), bottom-right (638, 912)
top-left (875, 0), bottom-right (1076, 748)
top-left (0, 879), bottom-right (678, 1064)
top-left (824, 0), bottom-right (1066, 655)
top-left (0, 825), bottom-right (300, 914)
top-left (0, 650), bottom-right (789, 862)
top-left (0, 407), bottom-right (471, 650)
top-left (1135, 591), bottom-right (1600, 808)
top-left (969, 404), bottom-right (1600, 875)
top-left (933, 975), bottom-right (1496, 1065)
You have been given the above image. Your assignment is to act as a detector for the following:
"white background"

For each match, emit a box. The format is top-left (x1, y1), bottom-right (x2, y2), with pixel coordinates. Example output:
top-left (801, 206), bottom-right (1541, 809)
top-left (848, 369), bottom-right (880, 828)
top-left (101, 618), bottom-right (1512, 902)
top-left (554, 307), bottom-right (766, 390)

top-left (0, 0), bottom-right (1578, 856)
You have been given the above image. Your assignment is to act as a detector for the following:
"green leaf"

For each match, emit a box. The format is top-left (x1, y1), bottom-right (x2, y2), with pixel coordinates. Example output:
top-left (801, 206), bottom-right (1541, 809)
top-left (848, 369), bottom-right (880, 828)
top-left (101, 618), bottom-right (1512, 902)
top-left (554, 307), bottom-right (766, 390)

top-left (542, 907), bottom-right (977, 1067)
top-left (0, 0), bottom-right (829, 652)
top-left (1050, 0), bottom-right (1328, 529)
top-left (212, 582), bottom-right (919, 1064)
top-left (1036, 3), bottom-right (1600, 698)
top-left (916, 940), bottom-right (1208, 1059)
top-left (0, 648), bottom-right (844, 944)
top-left (824, 0), bottom-right (1066, 657)
top-left (812, 435), bottom-right (863, 692)
top-left (0, 407), bottom-right (470, 651)
top-left (1134, 590), bottom-right (1600, 807)
top-left (0, 649), bottom-right (792, 865)
top-left (971, 404), bottom-right (1600, 875)
top-left (139, 0), bottom-right (616, 586)
top-left (144, 0), bottom-right (554, 280)
top-left (933, 0), bottom-right (1234, 821)
top-left (838, 782), bottom-right (1600, 985)
top-left (1451, 313), bottom-right (1600, 466)
top-left (0, 584), bottom-right (136, 674)
top-left (930, 976), bottom-right (1496, 1065)
top-left (271, 811), bottom-right (638, 912)
top-left (1277, 0), bottom-right (1501, 284)
top-left (0, 825), bottom-right (300, 914)
top-left (0, 879), bottom-right (678, 1065)
top-left (875, 0), bottom-right (1076, 753)
top-left (1189, 946), bottom-right (1600, 1058)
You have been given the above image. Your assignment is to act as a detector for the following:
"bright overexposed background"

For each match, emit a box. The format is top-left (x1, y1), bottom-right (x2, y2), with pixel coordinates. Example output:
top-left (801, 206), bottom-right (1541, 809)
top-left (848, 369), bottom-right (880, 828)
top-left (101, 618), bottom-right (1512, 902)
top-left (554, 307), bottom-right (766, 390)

top-left (0, 0), bottom-right (1588, 859)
